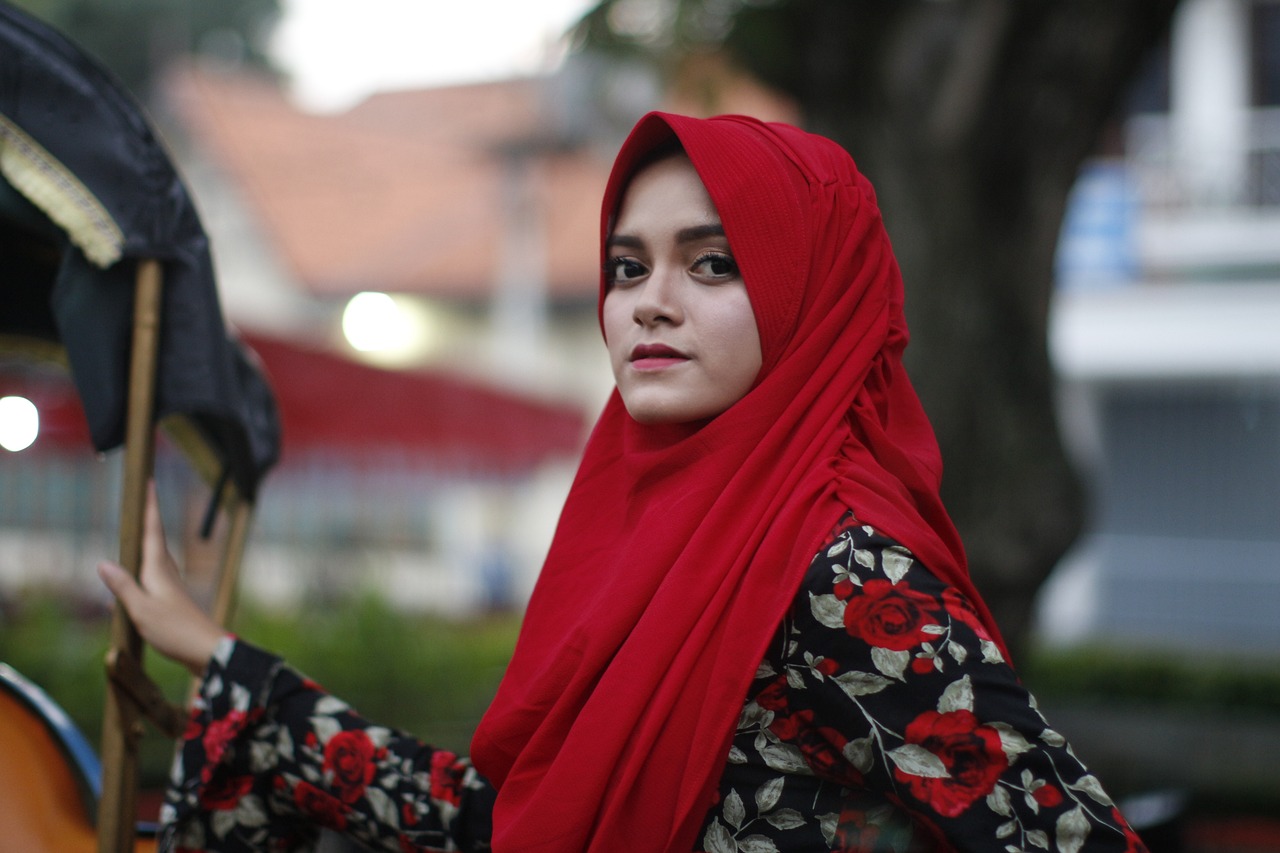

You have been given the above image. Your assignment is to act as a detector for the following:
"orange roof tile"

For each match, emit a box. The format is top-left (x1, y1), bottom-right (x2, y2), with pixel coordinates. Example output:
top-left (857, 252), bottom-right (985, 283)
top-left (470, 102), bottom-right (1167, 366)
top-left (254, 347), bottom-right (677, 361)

top-left (163, 60), bottom-right (796, 302)
top-left (165, 69), bottom-right (607, 300)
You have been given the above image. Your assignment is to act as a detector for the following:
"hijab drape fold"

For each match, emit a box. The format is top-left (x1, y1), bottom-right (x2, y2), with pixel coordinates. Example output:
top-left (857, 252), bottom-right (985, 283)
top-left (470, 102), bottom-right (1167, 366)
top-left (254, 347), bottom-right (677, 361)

top-left (471, 112), bottom-right (1007, 852)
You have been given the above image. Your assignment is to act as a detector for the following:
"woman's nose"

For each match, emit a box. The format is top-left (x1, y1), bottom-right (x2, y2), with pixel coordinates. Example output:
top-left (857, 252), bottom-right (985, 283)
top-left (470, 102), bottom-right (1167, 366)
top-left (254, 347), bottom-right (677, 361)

top-left (633, 268), bottom-right (682, 326)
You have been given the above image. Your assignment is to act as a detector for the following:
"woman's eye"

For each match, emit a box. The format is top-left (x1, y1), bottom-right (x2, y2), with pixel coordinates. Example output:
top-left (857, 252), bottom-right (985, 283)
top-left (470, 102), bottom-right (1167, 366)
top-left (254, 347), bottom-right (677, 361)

top-left (606, 257), bottom-right (646, 285)
top-left (692, 252), bottom-right (739, 279)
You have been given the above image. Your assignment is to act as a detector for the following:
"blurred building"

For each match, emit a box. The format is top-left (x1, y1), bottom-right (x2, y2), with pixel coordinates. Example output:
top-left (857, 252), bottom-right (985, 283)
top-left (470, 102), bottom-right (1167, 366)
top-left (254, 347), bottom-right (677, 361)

top-left (131, 56), bottom-right (792, 613)
top-left (1039, 0), bottom-right (1280, 656)
top-left (0, 45), bottom-right (797, 615)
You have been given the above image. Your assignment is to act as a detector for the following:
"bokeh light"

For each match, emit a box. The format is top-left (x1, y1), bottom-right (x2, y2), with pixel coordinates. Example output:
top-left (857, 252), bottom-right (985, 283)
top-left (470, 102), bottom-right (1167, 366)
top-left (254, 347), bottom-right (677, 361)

top-left (0, 395), bottom-right (39, 452)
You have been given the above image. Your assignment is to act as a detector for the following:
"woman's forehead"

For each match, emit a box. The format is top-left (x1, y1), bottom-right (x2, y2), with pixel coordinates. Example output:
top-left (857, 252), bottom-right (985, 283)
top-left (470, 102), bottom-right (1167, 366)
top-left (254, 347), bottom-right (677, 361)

top-left (612, 155), bottom-right (719, 233)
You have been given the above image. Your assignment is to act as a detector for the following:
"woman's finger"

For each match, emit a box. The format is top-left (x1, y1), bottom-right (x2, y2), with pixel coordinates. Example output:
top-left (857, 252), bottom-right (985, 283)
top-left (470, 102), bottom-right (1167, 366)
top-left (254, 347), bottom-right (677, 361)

top-left (97, 560), bottom-right (141, 609)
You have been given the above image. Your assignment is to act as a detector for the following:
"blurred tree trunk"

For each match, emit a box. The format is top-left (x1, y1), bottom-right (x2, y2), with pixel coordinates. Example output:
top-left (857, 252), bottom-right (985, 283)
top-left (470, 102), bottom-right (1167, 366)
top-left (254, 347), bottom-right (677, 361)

top-left (583, 0), bottom-right (1181, 658)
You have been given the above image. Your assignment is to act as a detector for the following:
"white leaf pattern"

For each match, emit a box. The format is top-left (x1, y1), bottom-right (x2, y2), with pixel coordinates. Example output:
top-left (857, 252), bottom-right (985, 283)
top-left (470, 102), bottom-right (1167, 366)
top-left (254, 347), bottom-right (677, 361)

top-left (365, 786), bottom-right (398, 828)
top-left (809, 592), bottom-right (846, 629)
top-left (760, 742), bottom-right (811, 775)
top-left (235, 794), bottom-right (268, 827)
top-left (833, 670), bottom-right (892, 698)
top-left (938, 675), bottom-right (975, 713)
top-left (248, 739), bottom-right (277, 774)
top-left (309, 715), bottom-right (341, 745)
top-left (765, 808), bottom-right (806, 831)
top-left (211, 809), bottom-right (237, 840)
top-left (887, 744), bottom-right (949, 778)
top-left (704, 819), bottom-right (737, 853)
top-left (1056, 806), bottom-right (1092, 853)
top-left (314, 695), bottom-right (350, 716)
top-left (1067, 774), bottom-right (1114, 806)
top-left (725, 788), bottom-right (746, 830)
top-left (843, 737), bottom-right (874, 772)
top-left (1041, 728), bottom-right (1066, 748)
top-left (276, 724), bottom-right (294, 762)
top-left (739, 701), bottom-right (767, 729)
top-left (881, 546), bottom-right (913, 583)
top-left (756, 776), bottom-right (785, 813)
top-left (819, 812), bottom-right (839, 844)
top-left (739, 835), bottom-right (781, 853)
top-left (872, 647), bottom-right (910, 680)
top-left (987, 784), bottom-right (1014, 816)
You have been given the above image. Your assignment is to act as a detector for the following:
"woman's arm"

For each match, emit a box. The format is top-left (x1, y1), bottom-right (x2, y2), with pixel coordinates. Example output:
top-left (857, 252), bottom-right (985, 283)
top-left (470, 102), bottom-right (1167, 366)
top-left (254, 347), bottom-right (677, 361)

top-left (98, 483), bottom-right (495, 851)
top-left (163, 638), bottom-right (494, 852)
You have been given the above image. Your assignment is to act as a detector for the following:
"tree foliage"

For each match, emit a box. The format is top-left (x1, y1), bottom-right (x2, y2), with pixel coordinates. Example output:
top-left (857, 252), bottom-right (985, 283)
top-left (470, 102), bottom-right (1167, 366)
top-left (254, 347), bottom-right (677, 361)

top-left (578, 0), bottom-right (1182, 655)
top-left (9, 0), bottom-right (280, 98)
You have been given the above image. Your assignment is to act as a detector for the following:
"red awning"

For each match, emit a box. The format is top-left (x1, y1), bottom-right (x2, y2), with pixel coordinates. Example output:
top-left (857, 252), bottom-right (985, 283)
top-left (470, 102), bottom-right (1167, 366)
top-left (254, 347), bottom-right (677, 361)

top-left (0, 365), bottom-right (92, 452)
top-left (238, 333), bottom-right (588, 474)
top-left (2, 335), bottom-right (589, 474)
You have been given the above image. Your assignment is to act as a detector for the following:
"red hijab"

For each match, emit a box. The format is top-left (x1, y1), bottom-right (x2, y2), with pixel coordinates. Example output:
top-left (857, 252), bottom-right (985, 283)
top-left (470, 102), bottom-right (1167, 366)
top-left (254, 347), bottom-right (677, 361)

top-left (470, 112), bottom-right (1008, 852)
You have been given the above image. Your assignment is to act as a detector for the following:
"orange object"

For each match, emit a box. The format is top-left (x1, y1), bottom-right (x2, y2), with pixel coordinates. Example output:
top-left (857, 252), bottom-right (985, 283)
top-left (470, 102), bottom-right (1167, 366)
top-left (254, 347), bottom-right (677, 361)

top-left (0, 665), bottom-right (156, 852)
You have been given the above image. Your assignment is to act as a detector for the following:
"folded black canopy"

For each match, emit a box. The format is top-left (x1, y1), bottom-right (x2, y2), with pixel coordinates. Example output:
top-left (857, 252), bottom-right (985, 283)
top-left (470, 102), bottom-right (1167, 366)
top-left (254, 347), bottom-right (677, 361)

top-left (0, 0), bottom-right (279, 498)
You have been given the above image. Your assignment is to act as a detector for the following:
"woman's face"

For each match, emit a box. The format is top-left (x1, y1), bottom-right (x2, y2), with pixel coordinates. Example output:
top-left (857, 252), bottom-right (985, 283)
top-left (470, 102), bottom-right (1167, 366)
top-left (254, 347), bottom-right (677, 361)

top-left (603, 154), bottom-right (762, 425)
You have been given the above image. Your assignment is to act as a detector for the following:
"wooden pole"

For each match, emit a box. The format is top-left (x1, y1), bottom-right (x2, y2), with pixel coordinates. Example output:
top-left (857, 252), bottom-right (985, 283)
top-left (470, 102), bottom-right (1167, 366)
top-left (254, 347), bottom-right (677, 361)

top-left (211, 496), bottom-right (254, 628)
top-left (97, 259), bottom-right (163, 853)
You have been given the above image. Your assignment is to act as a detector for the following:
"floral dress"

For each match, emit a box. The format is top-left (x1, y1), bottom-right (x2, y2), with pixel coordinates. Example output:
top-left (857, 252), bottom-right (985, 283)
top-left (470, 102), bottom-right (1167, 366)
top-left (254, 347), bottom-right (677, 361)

top-left (159, 513), bottom-right (1147, 853)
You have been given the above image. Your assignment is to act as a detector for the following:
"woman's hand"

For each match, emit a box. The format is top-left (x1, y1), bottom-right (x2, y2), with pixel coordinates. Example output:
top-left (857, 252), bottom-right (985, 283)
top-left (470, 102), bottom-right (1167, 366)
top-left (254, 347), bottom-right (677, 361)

top-left (97, 483), bottom-right (226, 676)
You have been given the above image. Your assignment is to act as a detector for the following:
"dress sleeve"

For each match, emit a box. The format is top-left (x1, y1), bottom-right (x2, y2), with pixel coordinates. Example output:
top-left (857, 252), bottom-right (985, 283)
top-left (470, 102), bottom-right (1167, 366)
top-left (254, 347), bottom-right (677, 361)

top-left (159, 636), bottom-right (495, 852)
top-left (783, 516), bottom-right (1147, 852)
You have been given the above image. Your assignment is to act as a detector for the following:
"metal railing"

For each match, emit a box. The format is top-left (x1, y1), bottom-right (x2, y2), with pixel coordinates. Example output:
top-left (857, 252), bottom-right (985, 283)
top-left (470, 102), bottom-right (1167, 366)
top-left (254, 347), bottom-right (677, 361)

top-left (1126, 107), bottom-right (1280, 212)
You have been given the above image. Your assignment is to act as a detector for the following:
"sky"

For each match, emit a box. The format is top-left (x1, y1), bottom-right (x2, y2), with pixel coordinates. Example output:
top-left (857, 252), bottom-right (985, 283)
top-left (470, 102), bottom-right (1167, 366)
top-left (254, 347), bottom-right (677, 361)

top-left (271, 0), bottom-right (597, 111)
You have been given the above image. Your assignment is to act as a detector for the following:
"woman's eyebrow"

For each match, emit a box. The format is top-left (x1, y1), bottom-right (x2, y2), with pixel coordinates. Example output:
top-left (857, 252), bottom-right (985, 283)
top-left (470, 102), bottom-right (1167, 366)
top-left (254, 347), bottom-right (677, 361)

top-left (606, 223), bottom-right (727, 251)
top-left (606, 233), bottom-right (644, 251)
top-left (676, 223), bottom-right (725, 243)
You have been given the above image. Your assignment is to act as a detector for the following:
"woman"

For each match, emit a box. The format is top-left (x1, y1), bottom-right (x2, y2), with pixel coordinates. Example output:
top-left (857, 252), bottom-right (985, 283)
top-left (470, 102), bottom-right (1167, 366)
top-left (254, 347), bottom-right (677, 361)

top-left (101, 112), bottom-right (1148, 852)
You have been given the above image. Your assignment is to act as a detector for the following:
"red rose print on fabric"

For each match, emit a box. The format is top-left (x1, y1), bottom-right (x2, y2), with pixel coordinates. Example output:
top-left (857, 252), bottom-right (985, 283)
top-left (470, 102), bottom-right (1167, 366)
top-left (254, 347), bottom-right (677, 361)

top-left (323, 729), bottom-right (377, 804)
top-left (755, 675), bottom-right (790, 713)
top-left (797, 725), bottom-right (863, 788)
top-left (843, 579), bottom-right (941, 651)
top-left (1114, 808), bottom-right (1148, 853)
top-left (895, 709), bottom-right (1008, 817)
top-left (768, 707), bottom-right (814, 741)
top-left (1032, 782), bottom-right (1063, 808)
top-left (834, 804), bottom-right (883, 853)
top-left (294, 780), bottom-right (348, 830)
top-left (201, 708), bottom-right (258, 776)
top-left (429, 750), bottom-right (466, 808)
top-left (199, 773), bottom-right (254, 810)
top-left (942, 588), bottom-right (992, 643)
top-left (183, 708), bottom-right (203, 741)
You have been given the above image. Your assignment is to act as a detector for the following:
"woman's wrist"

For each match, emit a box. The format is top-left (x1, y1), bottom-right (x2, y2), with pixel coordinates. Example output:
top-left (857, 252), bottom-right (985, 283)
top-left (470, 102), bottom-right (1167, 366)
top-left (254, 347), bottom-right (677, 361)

top-left (182, 626), bottom-right (231, 677)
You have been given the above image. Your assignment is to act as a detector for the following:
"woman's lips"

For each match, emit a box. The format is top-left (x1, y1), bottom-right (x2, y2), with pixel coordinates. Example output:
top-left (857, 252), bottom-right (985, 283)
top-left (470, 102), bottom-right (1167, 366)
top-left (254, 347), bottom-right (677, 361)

top-left (630, 343), bottom-right (688, 371)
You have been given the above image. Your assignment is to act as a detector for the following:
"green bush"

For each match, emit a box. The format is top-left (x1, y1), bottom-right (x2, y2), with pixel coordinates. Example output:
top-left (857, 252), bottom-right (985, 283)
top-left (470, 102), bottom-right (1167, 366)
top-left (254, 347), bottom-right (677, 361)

top-left (1022, 644), bottom-right (1280, 713)
top-left (0, 592), bottom-right (520, 788)
top-left (236, 592), bottom-right (521, 752)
